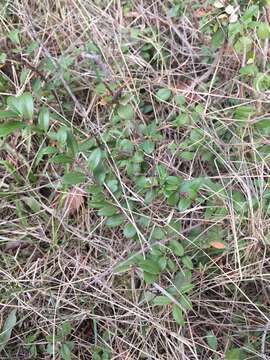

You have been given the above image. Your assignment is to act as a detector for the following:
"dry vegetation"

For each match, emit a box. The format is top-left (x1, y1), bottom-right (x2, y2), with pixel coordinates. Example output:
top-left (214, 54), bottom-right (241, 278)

top-left (1, 0), bottom-right (270, 359)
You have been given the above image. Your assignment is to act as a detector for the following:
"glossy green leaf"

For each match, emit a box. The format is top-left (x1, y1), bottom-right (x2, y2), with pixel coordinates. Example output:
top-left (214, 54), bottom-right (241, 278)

top-left (139, 259), bottom-right (160, 274)
top-left (88, 148), bottom-right (102, 171)
top-left (206, 330), bottom-right (218, 351)
top-left (141, 140), bottom-right (155, 154)
top-left (168, 240), bottom-right (185, 256)
top-left (143, 271), bottom-right (158, 284)
top-left (175, 94), bottom-right (185, 106)
top-left (181, 151), bottom-right (194, 161)
top-left (179, 294), bottom-right (193, 310)
top-left (56, 126), bottom-right (68, 144)
top-left (50, 153), bottom-right (74, 164)
top-left (173, 113), bottom-right (188, 127)
top-left (0, 110), bottom-right (19, 119)
top-left (38, 107), bottom-right (50, 131)
top-left (21, 92), bottom-right (34, 119)
top-left (178, 198), bottom-right (192, 211)
top-left (151, 228), bottom-right (165, 240)
top-left (123, 223), bottom-right (137, 238)
top-left (155, 88), bottom-right (171, 102)
top-left (105, 214), bottom-right (124, 227)
top-left (225, 348), bottom-right (241, 360)
top-left (0, 309), bottom-right (17, 350)
top-left (63, 171), bottom-right (86, 185)
top-left (182, 256), bottom-right (193, 270)
top-left (8, 30), bottom-right (20, 44)
top-left (106, 179), bottom-right (118, 193)
top-left (66, 132), bottom-right (79, 156)
top-left (257, 22), bottom-right (270, 39)
top-left (61, 322), bottom-right (72, 337)
top-left (60, 342), bottom-right (73, 360)
top-left (20, 69), bottom-right (31, 84)
top-left (212, 28), bottom-right (225, 49)
top-left (117, 104), bottom-right (134, 120)
top-left (153, 296), bottom-right (172, 306)
top-left (174, 271), bottom-right (192, 293)
top-left (98, 205), bottom-right (118, 217)
top-left (172, 304), bottom-right (185, 325)
top-left (0, 121), bottom-right (25, 137)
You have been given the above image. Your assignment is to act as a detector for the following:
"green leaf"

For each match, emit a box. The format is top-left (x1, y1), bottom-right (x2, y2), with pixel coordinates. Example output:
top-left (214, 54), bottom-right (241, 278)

top-left (98, 205), bottom-right (118, 217)
top-left (0, 309), bottom-right (17, 350)
top-left (139, 259), bottom-right (160, 274)
top-left (212, 28), bottom-right (225, 49)
top-left (19, 69), bottom-right (31, 85)
top-left (61, 322), bottom-right (72, 337)
top-left (153, 296), bottom-right (172, 306)
top-left (141, 140), bottom-right (155, 154)
top-left (158, 256), bottom-right (167, 270)
top-left (178, 198), bottom-right (192, 211)
top-left (8, 30), bottom-right (20, 44)
top-left (105, 214), bottom-right (124, 227)
top-left (168, 240), bottom-right (185, 256)
top-left (151, 228), bottom-right (165, 240)
top-left (173, 113), bottom-right (188, 127)
top-left (119, 139), bottom-right (134, 155)
top-left (46, 343), bottom-right (54, 355)
top-left (88, 148), bottom-right (102, 171)
top-left (175, 94), bottom-right (185, 106)
top-left (181, 151), bottom-right (194, 161)
top-left (95, 83), bottom-right (107, 96)
top-left (20, 92), bottom-right (34, 119)
top-left (60, 343), bottom-right (72, 360)
top-left (0, 110), bottom-right (19, 119)
top-left (257, 22), bottom-right (270, 39)
top-left (234, 36), bottom-right (252, 53)
top-left (234, 105), bottom-right (255, 121)
top-left (179, 294), bottom-right (193, 310)
top-left (172, 304), bottom-right (185, 325)
top-left (225, 348), bottom-right (241, 360)
top-left (182, 256), bottom-right (193, 270)
top-left (36, 146), bottom-right (58, 164)
top-left (123, 223), bottom-right (137, 238)
top-left (50, 153), bottom-right (74, 164)
top-left (7, 95), bottom-right (24, 116)
top-left (143, 271), bottom-right (158, 284)
top-left (22, 196), bottom-right (41, 213)
top-left (114, 255), bottom-right (138, 273)
top-left (174, 271), bottom-right (192, 293)
top-left (56, 126), bottom-right (68, 144)
top-left (106, 179), bottom-right (118, 193)
top-left (0, 53), bottom-right (7, 64)
top-left (155, 88), bottom-right (171, 102)
top-left (63, 171), bottom-right (86, 185)
top-left (66, 132), bottom-right (79, 156)
top-left (206, 330), bottom-right (218, 351)
top-left (117, 104), bottom-right (134, 120)
top-left (228, 22), bottom-right (241, 44)
top-left (242, 5), bottom-right (259, 21)
top-left (38, 107), bottom-right (50, 131)
top-left (79, 138), bottom-right (97, 152)
top-left (0, 121), bottom-right (25, 137)
top-left (239, 64), bottom-right (258, 76)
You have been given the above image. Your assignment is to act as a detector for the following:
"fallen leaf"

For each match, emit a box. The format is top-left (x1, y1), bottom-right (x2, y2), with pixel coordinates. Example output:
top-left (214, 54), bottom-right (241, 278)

top-left (210, 241), bottom-right (226, 249)
top-left (63, 186), bottom-right (85, 215)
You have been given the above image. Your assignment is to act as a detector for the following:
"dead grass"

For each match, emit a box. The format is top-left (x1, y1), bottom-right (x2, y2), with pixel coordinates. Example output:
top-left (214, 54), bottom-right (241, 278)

top-left (0, 0), bottom-right (270, 359)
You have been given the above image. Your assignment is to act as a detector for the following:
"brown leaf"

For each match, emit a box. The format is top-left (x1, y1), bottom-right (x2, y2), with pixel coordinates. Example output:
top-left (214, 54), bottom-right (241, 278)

top-left (63, 186), bottom-right (85, 215)
top-left (210, 241), bottom-right (226, 249)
